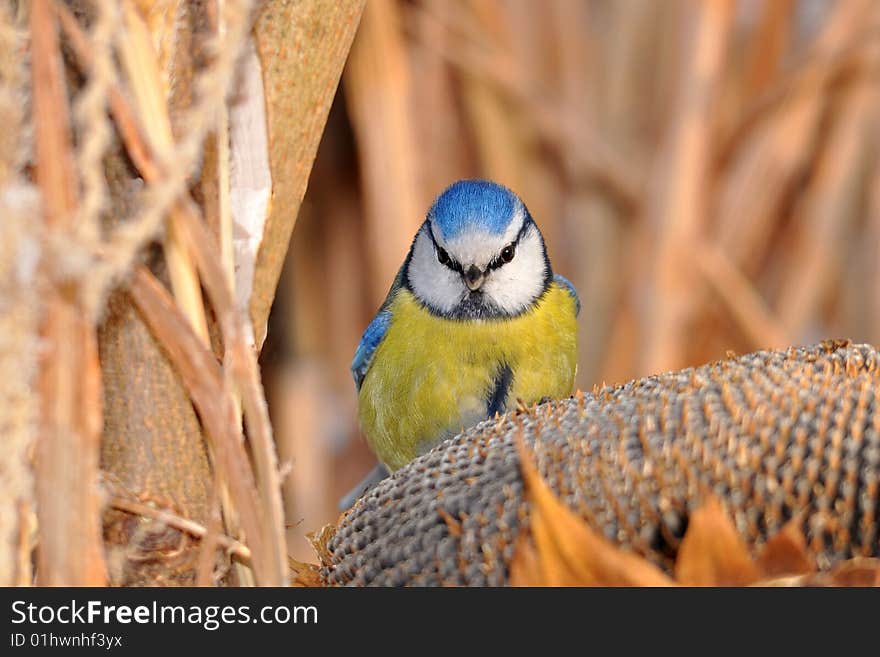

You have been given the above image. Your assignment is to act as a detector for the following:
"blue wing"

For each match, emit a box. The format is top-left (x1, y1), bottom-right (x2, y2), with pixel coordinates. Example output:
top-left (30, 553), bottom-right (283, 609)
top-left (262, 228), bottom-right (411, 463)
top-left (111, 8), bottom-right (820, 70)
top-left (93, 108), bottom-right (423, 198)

top-left (351, 267), bottom-right (405, 391)
top-left (553, 273), bottom-right (581, 317)
top-left (351, 310), bottom-right (392, 391)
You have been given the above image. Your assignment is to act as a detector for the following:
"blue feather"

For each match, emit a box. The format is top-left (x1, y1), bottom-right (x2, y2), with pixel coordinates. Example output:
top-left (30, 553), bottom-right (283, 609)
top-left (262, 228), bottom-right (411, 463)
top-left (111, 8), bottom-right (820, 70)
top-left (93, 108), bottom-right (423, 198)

top-left (352, 267), bottom-right (406, 390)
top-left (553, 273), bottom-right (581, 317)
top-left (429, 180), bottom-right (518, 240)
top-left (351, 310), bottom-right (392, 391)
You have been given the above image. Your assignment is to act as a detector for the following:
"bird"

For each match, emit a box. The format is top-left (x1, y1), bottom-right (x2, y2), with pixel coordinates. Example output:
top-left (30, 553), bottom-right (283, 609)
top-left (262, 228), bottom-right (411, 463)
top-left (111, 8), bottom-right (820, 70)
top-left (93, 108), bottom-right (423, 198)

top-left (341, 179), bottom-right (579, 508)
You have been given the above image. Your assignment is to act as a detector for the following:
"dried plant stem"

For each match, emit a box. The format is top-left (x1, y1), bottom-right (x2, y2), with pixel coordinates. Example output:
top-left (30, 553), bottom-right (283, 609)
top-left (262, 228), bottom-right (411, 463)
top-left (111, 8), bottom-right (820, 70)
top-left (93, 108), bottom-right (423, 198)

top-left (31, 0), bottom-right (107, 585)
top-left (217, 114), bottom-right (234, 288)
top-left (413, 6), bottom-right (639, 214)
top-left (195, 479), bottom-right (226, 585)
top-left (173, 200), bottom-right (289, 585)
top-left (720, 12), bottom-right (877, 163)
top-left (212, 0), bottom-right (235, 289)
top-left (642, 0), bottom-right (734, 374)
top-left (55, 2), bottom-right (159, 181)
top-left (0, 3), bottom-right (38, 587)
top-left (59, 4), bottom-right (286, 584)
top-left (742, 0), bottom-right (795, 95)
top-left (117, 0), bottom-right (210, 344)
top-left (777, 47), bottom-right (880, 336)
top-left (128, 267), bottom-right (283, 584)
top-left (694, 244), bottom-right (790, 349)
top-left (345, 0), bottom-right (423, 304)
top-left (58, 0), bottom-right (246, 584)
top-left (110, 497), bottom-right (252, 565)
top-left (204, 0), bottom-right (247, 586)
top-left (85, 0), bottom-right (255, 315)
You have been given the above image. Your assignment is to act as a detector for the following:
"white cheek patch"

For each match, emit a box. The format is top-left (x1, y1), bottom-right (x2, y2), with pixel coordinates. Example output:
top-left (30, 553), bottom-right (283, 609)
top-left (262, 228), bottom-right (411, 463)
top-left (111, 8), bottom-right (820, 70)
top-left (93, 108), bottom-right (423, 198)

top-left (482, 227), bottom-right (547, 314)
top-left (407, 227), bottom-right (466, 313)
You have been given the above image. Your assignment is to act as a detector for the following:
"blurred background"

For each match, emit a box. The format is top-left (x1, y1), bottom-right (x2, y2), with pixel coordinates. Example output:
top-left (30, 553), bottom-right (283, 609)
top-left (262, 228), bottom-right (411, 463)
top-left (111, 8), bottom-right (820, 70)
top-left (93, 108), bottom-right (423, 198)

top-left (258, 0), bottom-right (880, 560)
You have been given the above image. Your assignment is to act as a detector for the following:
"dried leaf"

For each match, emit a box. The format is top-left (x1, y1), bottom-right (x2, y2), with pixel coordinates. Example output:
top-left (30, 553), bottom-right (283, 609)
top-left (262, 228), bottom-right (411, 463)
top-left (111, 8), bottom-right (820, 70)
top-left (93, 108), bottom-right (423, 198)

top-left (822, 558), bottom-right (880, 587)
top-left (289, 557), bottom-right (324, 587)
top-left (308, 523), bottom-right (337, 567)
top-left (752, 573), bottom-right (812, 587)
top-left (755, 516), bottom-right (813, 578)
top-left (674, 496), bottom-right (760, 586)
top-left (228, 38), bottom-right (271, 315)
top-left (759, 558), bottom-right (880, 587)
top-left (250, 0), bottom-right (366, 347)
top-left (516, 438), bottom-right (673, 586)
top-left (509, 532), bottom-right (542, 587)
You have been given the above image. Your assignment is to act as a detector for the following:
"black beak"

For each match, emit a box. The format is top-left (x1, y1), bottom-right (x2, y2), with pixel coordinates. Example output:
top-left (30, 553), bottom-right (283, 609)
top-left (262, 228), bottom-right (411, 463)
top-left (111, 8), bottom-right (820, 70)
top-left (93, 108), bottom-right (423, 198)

top-left (463, 265), bottom-right (484, 291)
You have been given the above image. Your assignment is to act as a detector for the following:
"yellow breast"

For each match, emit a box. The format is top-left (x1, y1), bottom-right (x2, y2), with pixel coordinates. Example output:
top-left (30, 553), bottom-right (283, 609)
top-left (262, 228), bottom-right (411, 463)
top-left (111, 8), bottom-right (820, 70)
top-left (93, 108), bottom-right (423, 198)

top-left (358, 282), bottom-right (578, 470)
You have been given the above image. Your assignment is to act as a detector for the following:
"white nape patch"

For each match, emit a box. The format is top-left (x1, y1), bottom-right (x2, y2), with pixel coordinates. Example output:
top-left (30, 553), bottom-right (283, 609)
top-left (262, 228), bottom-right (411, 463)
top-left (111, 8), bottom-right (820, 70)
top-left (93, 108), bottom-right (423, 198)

top-left (407, 225), bottom-right (467, 313)
top-left (480, 224), bottom-right (547, 314)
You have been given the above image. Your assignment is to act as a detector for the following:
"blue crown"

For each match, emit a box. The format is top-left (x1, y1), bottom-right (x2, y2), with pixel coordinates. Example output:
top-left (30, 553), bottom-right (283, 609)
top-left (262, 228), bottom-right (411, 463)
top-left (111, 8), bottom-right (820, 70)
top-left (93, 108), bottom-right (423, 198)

top-left (429, 180), bottom-right (520, 240)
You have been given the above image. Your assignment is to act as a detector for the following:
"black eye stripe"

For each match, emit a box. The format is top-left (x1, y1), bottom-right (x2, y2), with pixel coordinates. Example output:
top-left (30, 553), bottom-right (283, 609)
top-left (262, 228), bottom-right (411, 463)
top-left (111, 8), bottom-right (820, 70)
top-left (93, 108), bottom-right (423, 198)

top-left (488, 244), bottom-right (514, 271)
top-left (426, 217), bottom-right (532, 273)
top-left (488, 224), bottom-right (529, 270)
top-left (427, 227), bottom-right (462, 273)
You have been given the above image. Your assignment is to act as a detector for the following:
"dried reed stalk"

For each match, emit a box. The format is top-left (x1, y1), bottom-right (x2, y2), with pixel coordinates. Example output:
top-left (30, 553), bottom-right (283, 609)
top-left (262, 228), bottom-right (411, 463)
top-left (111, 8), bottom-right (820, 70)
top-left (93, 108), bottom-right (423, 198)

top-left (198, 0), bottom-right (243, 587)
top-left (0, 2), bottom-right (38, 587)
top-left (694, 243), bottom-right (790, 349)
top-left (128, 267), bottom-right (281, 584)
top-left (715, 0), bottom-right (872, 278)
top-left (642, 0), bottom-right (734, 374)
top-left (31, 0), bottom-right (107, 586)
top-left (457, 1), bottom-right (526, 196)
top-left (67, 2), bottom-right (289, 584)
top-left (60, 0), bottom-right (365, 585)
top-left (109, 497), bottom-right (252, 566)
top-left (194, 480), bottom-right (227, 585)
top-left (405, 1), bottom-right (473, 197)
top-left (173, 200), bottom-right (289, 584)
top-left (56, 1), bottom-right (220, 585)
top-left (742, 0), bottom-right (796, 95)
top-left (212, 0), bottom-right (235, 289)
top-left (777, 44), bottom-right (880, 336)
top-left (344, 0), bottom-right (423, 305)
top-left (117, 0), bottom-right (210, 344)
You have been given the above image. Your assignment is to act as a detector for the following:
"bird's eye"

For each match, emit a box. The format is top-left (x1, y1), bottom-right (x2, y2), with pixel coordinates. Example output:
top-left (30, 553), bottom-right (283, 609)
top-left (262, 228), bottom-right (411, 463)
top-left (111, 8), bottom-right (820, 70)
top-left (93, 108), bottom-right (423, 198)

top-left (500, 244), bottom-right (516, 263)
top-left (436, 246), bottom-right (450, 265)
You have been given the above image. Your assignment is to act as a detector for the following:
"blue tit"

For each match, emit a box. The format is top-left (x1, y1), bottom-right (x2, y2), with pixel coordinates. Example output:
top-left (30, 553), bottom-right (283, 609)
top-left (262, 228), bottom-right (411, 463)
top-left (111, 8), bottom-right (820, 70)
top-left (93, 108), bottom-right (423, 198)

top-left (350, 179), bottom-right (579, 482)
